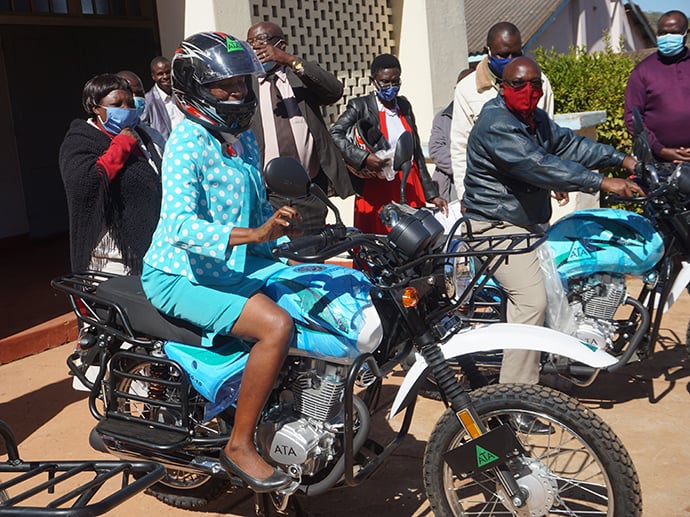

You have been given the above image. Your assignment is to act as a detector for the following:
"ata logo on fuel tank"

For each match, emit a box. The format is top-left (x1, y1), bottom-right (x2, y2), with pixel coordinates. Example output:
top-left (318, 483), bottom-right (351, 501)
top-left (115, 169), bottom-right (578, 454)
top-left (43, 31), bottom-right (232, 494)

top-left (567, 240), bottom-right (593, 262)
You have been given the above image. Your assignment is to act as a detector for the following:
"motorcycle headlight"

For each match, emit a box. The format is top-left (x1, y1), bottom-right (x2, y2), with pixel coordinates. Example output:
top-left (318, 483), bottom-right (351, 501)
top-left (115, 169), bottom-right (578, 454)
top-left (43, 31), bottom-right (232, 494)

top-left (445, 240), bottom-right (475, 301)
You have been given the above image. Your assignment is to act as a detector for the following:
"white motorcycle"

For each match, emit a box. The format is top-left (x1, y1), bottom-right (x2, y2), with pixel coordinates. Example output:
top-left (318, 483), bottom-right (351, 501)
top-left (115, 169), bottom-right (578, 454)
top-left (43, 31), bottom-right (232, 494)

top-left (51, 133), bottom-right (641, 516)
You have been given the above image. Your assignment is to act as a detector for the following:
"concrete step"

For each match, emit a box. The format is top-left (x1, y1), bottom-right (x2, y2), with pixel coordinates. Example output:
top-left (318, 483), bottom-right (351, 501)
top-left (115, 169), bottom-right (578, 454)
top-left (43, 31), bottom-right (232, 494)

top-left (0, 312), bottom-right (77, 365)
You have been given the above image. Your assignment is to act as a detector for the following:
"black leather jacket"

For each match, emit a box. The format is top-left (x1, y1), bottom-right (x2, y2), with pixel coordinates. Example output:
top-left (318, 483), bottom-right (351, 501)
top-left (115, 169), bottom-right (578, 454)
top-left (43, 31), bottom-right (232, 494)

top-left (329, 93), bottom-right (439, 200)
top-left (464, 96), bottom-right (626, 227)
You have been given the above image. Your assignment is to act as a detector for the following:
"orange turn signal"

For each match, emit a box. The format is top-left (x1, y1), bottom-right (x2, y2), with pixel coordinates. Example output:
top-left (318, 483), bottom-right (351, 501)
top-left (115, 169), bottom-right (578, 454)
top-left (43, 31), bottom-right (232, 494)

top-left (401, 287), bottom-right (419, 308)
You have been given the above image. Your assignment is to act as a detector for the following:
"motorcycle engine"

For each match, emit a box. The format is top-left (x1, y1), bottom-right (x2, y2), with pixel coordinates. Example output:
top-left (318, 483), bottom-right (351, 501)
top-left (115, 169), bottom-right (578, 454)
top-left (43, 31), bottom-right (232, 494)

top-left (568, 273), bottom-right (627, 349)
top-left (256, 358), bottom-right (369, 476)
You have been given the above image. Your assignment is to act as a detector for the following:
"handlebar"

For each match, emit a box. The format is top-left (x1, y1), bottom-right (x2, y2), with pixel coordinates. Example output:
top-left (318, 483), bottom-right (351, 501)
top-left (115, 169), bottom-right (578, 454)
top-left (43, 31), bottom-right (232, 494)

top-left (604, 182), bottom-right (669, 204)
top-left (273, 224), bottom-right (362, 262)
top-left (276, 232), bottom-right (335, 255)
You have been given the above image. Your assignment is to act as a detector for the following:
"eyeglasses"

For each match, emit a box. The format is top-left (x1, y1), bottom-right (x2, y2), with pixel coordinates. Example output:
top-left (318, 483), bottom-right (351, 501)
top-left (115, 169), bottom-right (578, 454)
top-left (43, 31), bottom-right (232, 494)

top-left (374, 79), bottom-right (402, 89)
top-left (247, 33), bottom-right (282, 46)
top-left (502, 78), bottom-right (543, 90)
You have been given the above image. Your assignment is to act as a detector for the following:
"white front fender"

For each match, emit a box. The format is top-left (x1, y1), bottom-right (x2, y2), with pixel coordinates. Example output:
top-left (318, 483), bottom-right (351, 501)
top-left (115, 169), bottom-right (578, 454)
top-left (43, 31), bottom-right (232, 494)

top-left (664, 260), bottom-right (690, 313)
top-left (389, 323), bottom-right (616, 419)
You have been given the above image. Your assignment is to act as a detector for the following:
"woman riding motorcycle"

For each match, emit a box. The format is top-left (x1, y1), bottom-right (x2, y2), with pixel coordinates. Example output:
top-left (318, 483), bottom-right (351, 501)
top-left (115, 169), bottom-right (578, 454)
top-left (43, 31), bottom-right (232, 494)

top-left (140, 32), bottom-right (301, 493)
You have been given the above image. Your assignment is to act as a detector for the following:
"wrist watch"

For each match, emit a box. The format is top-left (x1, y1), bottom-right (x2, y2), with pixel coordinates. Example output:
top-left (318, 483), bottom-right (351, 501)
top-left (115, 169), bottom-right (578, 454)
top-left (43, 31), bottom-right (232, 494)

top-left (291, 59), bottom-right (304, 74)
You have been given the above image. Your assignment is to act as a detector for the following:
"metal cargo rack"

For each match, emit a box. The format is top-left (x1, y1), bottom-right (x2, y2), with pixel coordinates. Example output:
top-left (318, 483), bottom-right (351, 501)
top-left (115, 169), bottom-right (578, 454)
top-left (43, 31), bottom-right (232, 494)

top-left (0, 419), bottom-right (165, 516)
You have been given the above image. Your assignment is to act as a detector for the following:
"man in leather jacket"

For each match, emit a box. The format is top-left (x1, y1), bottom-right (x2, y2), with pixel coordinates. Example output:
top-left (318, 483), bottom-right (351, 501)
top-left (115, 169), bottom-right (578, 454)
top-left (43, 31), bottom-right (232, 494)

top-left (464, 57), bottom-right (643, 387)
top-left (451, 22), bottom-right (555, 201)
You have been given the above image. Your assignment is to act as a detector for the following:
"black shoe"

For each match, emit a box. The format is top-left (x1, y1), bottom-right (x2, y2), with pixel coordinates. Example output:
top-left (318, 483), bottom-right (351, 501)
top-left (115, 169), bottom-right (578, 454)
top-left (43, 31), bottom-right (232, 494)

top-left (219, 451), bottom-right (292, 493)
top-left (512, 414), bottom-right (555, 435)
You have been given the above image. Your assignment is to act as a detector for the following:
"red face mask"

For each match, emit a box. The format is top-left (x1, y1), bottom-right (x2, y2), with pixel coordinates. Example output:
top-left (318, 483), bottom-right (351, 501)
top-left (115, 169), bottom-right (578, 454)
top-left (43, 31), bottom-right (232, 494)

top-left (501, 81), bottom-right (543, 130)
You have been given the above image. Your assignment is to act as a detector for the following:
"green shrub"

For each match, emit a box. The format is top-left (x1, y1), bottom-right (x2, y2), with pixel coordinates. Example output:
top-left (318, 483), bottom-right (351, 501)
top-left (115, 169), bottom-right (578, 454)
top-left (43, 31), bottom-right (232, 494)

top-left (534, 35), bottom-right (639, 180)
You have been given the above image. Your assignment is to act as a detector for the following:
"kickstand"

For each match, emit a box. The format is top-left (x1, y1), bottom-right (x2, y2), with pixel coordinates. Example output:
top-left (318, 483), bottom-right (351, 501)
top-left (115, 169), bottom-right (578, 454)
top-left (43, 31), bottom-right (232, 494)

top-left (254, 492), bottom-right (308, 517)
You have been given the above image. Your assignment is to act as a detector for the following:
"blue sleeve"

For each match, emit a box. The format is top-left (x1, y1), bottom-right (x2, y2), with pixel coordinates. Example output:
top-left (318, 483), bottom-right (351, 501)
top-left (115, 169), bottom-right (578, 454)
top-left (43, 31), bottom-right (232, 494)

top-left (160, 124), bottom-right (234, 259)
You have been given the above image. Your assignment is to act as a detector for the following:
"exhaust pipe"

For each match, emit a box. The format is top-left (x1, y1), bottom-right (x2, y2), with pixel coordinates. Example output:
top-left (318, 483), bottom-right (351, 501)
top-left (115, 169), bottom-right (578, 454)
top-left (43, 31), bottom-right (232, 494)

top-left (93, 430), bottom-right (225, 478)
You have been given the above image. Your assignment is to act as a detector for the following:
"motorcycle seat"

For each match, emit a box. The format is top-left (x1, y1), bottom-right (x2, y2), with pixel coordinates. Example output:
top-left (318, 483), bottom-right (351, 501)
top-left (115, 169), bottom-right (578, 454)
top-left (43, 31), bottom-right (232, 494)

top-left (97, 275), bottom-right (203, 346)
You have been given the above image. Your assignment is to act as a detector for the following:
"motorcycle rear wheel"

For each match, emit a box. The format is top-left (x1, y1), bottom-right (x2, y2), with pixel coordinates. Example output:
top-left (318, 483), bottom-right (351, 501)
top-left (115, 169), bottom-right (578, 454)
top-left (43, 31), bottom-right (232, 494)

top-left (117, 359), bottom-right (233, 510)
top-left (423, 383), bottom-right (641, 516)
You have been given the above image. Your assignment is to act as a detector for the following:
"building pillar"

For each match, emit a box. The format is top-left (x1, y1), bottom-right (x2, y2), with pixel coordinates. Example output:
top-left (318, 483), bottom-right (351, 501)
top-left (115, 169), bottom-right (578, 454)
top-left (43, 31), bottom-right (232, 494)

top-left (393, 0), bottom-right (468, 145)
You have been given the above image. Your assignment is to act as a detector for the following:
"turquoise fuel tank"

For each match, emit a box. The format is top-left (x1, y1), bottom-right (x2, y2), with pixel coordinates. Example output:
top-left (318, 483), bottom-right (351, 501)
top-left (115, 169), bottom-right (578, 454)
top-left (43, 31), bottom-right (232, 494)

top-left (546, 208), bottom-right (664, 278)
top-left (262, 263), bottom-right (383, 361)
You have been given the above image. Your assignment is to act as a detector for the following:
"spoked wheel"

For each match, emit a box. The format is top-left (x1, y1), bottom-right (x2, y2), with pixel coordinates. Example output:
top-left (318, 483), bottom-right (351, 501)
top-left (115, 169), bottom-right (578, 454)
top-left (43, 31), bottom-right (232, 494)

top-left (117, 360), bottom-right (233, 510)
top-left (424, 384), bottom-right (641, 516)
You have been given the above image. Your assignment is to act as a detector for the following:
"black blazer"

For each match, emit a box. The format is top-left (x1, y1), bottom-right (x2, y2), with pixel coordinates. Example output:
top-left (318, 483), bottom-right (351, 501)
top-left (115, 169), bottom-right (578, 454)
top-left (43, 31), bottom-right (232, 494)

top-left (329, 93), bottom-right (439, 200)
top-left (250, 61), bottom-right (354, 199)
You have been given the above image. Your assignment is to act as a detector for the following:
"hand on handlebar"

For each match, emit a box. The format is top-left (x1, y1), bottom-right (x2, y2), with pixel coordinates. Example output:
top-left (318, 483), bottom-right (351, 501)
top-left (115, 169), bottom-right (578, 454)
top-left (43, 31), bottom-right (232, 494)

top-left (257, 206), bottom-right (303, 242)
top-left (600, 176), bottom-right (645, 198)
top-left (430, 196), bottom-right (449, 216)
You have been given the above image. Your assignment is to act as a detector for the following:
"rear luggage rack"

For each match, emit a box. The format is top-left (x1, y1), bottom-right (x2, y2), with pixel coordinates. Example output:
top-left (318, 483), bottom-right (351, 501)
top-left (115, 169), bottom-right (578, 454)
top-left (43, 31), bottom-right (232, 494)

top-left (50, 271), bottom-right (156, 347)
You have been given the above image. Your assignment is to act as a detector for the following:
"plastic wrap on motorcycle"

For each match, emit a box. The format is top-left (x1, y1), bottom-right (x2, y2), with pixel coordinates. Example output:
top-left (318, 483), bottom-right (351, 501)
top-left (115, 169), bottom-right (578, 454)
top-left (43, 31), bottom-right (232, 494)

top-left (443, 424), bottom-right (524, 476)
top-left (263, 263), bottom-right (383, 360)
top-left (164, 340), bottom-right (249, 420)
top-left (546, 208), bottom-right (664, 277)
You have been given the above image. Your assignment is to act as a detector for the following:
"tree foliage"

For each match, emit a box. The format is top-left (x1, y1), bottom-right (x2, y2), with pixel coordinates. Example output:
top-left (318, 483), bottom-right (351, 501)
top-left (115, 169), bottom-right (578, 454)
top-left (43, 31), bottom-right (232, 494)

top-left (534, 36), bottom-right (639, 178)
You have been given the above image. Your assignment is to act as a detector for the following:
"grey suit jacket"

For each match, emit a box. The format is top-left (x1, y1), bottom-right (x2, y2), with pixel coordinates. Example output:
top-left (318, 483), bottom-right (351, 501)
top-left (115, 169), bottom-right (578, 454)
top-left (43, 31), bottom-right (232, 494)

top-left (142, 87), bottom-right (173, 141)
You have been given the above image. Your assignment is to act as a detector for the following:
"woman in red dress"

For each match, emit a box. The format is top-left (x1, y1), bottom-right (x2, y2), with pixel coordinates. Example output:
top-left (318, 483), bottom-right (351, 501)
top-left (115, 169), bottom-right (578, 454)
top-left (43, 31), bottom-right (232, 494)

top-left (330, 54), bottom-right (447, 234)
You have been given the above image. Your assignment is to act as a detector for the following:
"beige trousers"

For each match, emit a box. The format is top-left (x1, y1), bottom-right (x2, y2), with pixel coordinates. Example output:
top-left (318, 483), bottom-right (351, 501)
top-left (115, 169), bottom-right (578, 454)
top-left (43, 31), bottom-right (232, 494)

top-left (470, 220), bottom-right (546, 384)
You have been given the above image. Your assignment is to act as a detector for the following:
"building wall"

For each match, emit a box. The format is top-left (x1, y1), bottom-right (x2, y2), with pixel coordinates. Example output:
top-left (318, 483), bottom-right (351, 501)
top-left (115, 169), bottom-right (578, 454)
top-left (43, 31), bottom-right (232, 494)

top-left (157, 0), bottom-right (466, 141)
top-left (530, 0), bottom-right (647, 55)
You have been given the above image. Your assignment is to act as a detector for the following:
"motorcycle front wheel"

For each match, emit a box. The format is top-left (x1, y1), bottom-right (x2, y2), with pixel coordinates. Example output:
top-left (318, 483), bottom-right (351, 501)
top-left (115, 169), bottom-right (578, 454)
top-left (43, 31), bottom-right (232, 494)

top-left (423, 383), bottom-right (641, 516)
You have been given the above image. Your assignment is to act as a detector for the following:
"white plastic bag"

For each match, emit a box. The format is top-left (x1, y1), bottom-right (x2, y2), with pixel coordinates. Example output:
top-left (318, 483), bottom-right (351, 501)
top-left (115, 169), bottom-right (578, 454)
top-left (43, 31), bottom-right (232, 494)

top-left (375, 148), bottom-right (396, 181)
top-left (537, 243), bottom-right (577, 335)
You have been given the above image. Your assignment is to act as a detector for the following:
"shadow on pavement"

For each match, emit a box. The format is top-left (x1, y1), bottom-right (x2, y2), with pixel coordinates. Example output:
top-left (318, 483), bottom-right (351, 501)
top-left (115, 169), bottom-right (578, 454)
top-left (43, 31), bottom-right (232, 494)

top-left (0, 377), bottom-right (86, 453)
top-left (572, 333), bottom-right (689, 408)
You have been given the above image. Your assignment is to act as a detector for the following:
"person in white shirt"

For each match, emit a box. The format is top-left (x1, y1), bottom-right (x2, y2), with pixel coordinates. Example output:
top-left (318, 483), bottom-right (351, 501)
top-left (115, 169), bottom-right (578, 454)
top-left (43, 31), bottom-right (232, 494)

top-left (141, 56), bottom-right (185, 140)
top-left (450, 22), bottom-right (554, 200)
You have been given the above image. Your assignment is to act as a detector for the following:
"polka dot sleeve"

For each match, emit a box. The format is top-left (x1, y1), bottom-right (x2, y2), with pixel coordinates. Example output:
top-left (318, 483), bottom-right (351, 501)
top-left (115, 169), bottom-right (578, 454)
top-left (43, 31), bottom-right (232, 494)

top-left (161, 124), bottom-right (233, 259)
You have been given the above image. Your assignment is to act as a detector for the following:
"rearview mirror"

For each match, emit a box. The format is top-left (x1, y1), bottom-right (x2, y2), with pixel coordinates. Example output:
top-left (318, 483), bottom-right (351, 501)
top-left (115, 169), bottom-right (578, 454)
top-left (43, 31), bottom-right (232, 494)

top-left (264, 157), bottom-right (310, 199)
top-left (393, 131), bottom-right (413, 171)
top-left (631, 107), bottom-right (652, 165)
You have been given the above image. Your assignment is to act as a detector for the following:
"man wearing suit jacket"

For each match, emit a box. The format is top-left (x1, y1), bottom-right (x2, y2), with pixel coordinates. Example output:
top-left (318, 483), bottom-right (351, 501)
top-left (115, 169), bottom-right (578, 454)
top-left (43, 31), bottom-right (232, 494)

top-left (247, 21), bottom-right (353, 235)
top-left (141, 56), bottom-right (185, 141)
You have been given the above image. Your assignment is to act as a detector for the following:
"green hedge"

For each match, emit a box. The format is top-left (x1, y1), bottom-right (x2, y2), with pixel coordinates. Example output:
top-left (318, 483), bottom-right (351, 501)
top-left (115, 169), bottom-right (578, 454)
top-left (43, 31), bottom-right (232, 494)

top-left (534, 36), bottom-right (639, 179)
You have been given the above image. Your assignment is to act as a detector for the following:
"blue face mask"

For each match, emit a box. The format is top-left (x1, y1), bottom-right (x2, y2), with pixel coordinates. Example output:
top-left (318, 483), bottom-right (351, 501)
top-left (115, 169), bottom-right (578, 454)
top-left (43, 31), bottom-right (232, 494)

top-left (133, 96), bottom-right (146, 118)
top-left (657, 33), bottom-right (686, 56)
top-left (375, 85), bottom-right (400, 103)
top-left (488, 55), bottom-right (513, 78)
top-left (98, 106), bottom-right (139, 135)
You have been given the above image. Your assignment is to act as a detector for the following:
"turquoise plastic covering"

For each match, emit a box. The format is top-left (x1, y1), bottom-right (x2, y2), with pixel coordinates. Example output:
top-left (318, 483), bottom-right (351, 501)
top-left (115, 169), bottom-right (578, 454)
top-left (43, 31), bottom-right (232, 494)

top-left (262, 263), bottom-right (382, 359)
top-left (164, 339), bottom-right (249, 420)
top-left (546, 208), bottom-right (664, 278)
top-left (162, 264), bottom-right (381, 417)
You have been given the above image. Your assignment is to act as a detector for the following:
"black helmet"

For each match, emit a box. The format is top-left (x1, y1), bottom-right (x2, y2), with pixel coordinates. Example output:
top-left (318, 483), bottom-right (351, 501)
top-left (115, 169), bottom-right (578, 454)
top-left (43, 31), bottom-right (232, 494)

top-left (172, 32), bottom-right (263, 134)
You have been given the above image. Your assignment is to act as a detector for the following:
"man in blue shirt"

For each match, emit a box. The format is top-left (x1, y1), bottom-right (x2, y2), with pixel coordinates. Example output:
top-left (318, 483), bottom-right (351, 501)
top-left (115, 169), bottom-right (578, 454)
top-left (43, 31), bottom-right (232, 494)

top-left (624, 10), bottom-right (690, 163)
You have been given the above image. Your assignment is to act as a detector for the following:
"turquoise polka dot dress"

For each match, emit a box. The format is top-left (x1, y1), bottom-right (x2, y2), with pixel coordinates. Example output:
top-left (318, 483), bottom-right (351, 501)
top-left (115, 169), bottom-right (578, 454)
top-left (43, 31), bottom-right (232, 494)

top-left (143, 119), bottom-right (286, 294)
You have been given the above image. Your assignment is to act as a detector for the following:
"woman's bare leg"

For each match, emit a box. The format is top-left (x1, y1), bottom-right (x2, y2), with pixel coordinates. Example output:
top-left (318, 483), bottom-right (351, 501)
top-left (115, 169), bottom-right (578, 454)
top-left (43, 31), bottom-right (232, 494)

top-left (223, 293), bottom-right (291, 479)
